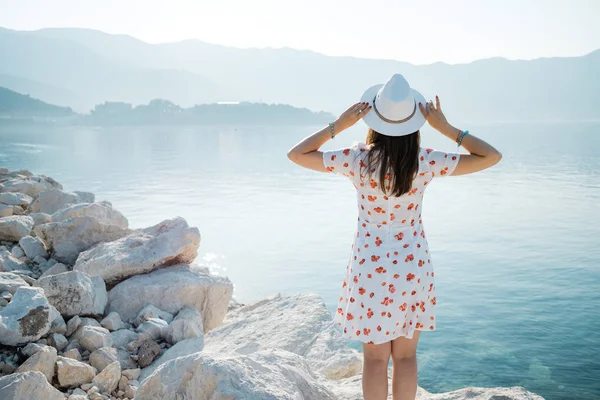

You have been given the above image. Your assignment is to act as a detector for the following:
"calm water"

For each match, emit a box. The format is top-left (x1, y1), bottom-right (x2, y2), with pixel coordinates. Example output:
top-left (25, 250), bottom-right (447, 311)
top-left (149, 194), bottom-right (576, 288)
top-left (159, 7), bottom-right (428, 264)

top-left (0, 122), bottom-right (598, 400)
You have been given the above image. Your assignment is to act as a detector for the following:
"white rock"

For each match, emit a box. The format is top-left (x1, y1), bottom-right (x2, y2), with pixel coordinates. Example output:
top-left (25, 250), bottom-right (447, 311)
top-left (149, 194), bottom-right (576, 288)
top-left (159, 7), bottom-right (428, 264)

top-left (79, 326), bottom-right (113, 353)
top-left (0, 272), bottom-right (29, 294)
top-left (37, 271), bottom-right (107, 317)
top-left (11, 245), bottom-right (25, 259)
top-left (21, 342), bottom-right (44, 357)
top-left (62, 348), bottom-right (82, 361)
top-left (136, 318), bottom-right (168, 341)
top-left (204, 293), bottom-right (362, 380)
top-left (139, 338), bottom-right (204, 381)
top-left (0, 286), bottom-right (55, 346)
top-left (122, 368), bottom-right (141, 381)
top-left (70, 317), bottom-right (102, 341)
top-left (135, 350), bottom-right (336, 400)
top-left (118, 375), bottom-right (129, 392)
top-left (38, 189), bottom-right (78, 215)
top-left (0, 204), bottom-right (13, 217)
top-left (0, 370), bottom-right (65, 400)
top-left (100, 311), bottom-right (124, 331)
top-left (165, 307), bottom-right (203, 344)
top-left (133, 305), bottom-right (174, 326)
top-left (0, 216), bottom-right (34, 242)
top-left (0, 192), bottom-right (33, 206)
top-left (16, 345), bottom-right (57, 382)
top-left (73, 191), bottom-right (95, 203)
top-left (52, 202), bottom-right (128, 229)
top-left (74, 217), bottom-right (198, 285)
top-left (65, 315), bottom-right (82, 337)
top-left (18, 236), bottom-right (48, 259)
top-left (107, 265), bottom-right (233, 331)
top-left (92, 361), bottom-right (120, 393)
top-left (0, 250), bottom-right (27, 272)
top-left (111, 329), bottom-right (138, 350)
top-left (49, 311), bottom-right (67, 335)
top-left (0, 176), bottom-right (61, 197)
top-left (67, 387), bottom-right (89, 400)
top-left (30, 212), bottom-right (52, 227)
top-left (34, 216), bottom-right (130, 265)
top-left (89, 347), bottom-right (118, 372)
top-left (48, 332), bottom-right (68, 351)
top-left (125, 384), bottom-right (137, 399)
top-left (39, 262), bottom-right (69, 279)
top-left (56, 356), bottom-right (97, 388)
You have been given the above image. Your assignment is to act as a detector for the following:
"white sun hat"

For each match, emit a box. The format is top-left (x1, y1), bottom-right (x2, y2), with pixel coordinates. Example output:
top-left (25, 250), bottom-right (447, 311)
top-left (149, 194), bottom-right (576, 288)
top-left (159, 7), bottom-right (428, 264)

top-left (360, 73), bottom-right (427, 136)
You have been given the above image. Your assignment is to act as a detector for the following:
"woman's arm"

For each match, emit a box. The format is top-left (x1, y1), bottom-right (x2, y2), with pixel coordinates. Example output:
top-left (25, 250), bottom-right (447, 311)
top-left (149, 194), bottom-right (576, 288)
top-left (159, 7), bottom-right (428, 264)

top-left (419, 96), bottom-right (502, 176)
top-left (287, 102), bottom-right (371, 172)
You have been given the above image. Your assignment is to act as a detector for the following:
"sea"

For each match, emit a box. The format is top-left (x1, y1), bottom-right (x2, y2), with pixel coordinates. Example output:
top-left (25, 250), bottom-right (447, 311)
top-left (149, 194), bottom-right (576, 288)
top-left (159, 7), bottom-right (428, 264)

top-left (0, 121), bottom-right (598, 400)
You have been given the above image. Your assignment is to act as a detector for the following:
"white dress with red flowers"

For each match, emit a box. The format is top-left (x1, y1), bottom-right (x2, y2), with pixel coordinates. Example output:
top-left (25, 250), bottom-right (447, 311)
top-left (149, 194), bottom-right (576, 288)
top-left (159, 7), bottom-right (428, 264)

top-left (323, 142), bottom-right (460, 344)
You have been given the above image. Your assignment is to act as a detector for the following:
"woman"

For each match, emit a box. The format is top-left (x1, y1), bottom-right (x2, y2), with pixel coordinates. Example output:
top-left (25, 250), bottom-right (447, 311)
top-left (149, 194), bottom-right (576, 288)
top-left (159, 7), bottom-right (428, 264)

top-left (287, 74), bottom-right (502, 400)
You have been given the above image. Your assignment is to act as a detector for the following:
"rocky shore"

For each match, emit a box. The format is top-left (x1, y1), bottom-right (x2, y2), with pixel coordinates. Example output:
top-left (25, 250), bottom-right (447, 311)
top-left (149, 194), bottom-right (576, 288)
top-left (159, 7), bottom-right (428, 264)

top-left (0, 167), bottom-right (543, 400)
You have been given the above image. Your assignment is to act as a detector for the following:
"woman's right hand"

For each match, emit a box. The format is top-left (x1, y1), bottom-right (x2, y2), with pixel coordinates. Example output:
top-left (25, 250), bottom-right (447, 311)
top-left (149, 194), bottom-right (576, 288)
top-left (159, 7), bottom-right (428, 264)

top-left (418, 96), bottom-right (453, 134)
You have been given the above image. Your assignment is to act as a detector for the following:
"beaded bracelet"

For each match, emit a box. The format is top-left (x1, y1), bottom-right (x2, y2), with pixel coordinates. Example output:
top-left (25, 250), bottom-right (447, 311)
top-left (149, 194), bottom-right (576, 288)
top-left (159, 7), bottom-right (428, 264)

top-left (328, 122), bottom-right (335, 139)
top-left (457, 130), bottom-right (469, 147)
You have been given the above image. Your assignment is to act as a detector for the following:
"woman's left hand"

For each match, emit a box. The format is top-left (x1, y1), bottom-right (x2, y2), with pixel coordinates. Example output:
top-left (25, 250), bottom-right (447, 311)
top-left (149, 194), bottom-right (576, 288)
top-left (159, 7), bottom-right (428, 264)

top-left (335, 102), bottom-right (371, 132)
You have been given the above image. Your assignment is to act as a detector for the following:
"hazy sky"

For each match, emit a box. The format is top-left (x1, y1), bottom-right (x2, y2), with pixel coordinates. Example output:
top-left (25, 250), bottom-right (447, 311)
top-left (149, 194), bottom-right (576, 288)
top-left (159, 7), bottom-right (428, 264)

top-left (1, 0), bottom-right (598, 64)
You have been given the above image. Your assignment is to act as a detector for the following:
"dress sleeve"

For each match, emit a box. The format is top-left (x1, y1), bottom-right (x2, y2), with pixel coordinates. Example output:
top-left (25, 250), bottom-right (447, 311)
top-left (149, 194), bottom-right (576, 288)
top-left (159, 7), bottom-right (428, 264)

top-left (423, 148), bottom-right (461, 177)
top-left (322, 145), bottom-right (358, 177)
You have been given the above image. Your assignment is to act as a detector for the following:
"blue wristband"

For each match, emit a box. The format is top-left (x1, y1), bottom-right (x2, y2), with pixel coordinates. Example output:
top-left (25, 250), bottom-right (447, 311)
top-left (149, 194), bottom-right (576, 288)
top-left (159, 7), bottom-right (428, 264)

top-left (457, 130), bottom-right (469, 147)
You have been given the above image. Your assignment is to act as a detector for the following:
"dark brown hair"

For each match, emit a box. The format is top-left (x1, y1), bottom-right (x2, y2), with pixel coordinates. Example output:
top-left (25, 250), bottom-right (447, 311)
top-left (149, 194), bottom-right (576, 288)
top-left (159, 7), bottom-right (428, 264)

top-left (364, 129), bottom-right (420, 197)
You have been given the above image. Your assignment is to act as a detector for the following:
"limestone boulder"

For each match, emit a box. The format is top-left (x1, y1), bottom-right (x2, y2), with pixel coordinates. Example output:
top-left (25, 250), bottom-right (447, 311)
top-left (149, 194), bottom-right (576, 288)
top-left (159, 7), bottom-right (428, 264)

top-left (0, 192), bottom-right (33, 206)
top-left (37, 271), bottom-right (107, 317)
top-left (0, 272), bottom-right (29, 294)
top-left (15, 345), bottom-right (57, 382)
top-left (39, 263), bottom-right (69, 279)
top-left (79, 326), bottom-right (113, 353)
top-left (52, 202), bottom-right (128, 229)
top-left (0, 176), bottom-right (61, 197)
top-left (56, 356), bottom-right (97, 388)
top-left (38, 189), bottom-right (94, 215)
top-left (133, 305), bottom-right (173, 327)
top-left (203, 293), bottom-right (362, 380)
top-left (48, 332), bottom-right (68, 351)
top-left (136, 318), bottom-right (168, 341)
top-left (0, 250), bottom-right (27, 272)
top-left (135, 350), bottom-right (336, 400)
top-left (107, 265), bottom-right (233, 331)
top-left (0, 216), bottom-right (34, 242)
top-left (111, 329), bottom-right (138, 350)
top-left (30, 212), bottom-right (52, 227)
top-left (34, 216), bottom-right (130, 265)
top-left (92, 361), bottom-right (121, 393)
top-left (139, 338), bottom-right (204, 381)
top-left (165, 306), bottom-right (204, 344)
top-left (89, 347), bottom-right (118, 372)
top-left (74, 217), bottom-right (199, 285)
top-left (0, 286), bottom-right (56, 346)
top-left (0, 204), bottom-right (12, 217)
top-left (100, 311), bottom-right (124, 331)
top-left (18, 236), bottom-right (48, 259)
top-left (0, 371), bottom-right (64, 400)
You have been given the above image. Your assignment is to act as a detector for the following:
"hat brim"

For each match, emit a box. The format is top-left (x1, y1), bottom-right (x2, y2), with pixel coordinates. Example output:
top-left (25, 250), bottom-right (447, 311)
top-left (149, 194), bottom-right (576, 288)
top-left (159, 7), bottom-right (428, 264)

top-left (360, 84), bottom-right (427, 136)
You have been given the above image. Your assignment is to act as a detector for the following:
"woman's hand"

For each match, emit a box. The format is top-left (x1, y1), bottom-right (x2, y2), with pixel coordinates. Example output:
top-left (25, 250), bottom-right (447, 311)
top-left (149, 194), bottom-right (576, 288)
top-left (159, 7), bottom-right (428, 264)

top-left (335, 102), bottom-right (371, 132)
top-left (418, 96), bottom-right (452, 134)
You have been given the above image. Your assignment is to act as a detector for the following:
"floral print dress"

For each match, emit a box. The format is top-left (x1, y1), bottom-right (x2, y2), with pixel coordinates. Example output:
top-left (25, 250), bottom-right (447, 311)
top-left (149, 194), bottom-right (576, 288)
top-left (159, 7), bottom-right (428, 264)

top-left (323, 142), bottom-right (460, 344)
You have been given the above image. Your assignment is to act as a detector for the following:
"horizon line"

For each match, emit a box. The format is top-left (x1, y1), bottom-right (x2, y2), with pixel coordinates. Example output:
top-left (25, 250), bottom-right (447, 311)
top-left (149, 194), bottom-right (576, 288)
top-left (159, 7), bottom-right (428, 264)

top-left (1, 25), bottom-right (598, 67)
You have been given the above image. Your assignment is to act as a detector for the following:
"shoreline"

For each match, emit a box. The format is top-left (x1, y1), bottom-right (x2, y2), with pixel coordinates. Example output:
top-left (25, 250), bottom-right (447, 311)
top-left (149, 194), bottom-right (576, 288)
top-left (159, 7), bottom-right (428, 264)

top-left (0, 167), bottom-right (544, 399)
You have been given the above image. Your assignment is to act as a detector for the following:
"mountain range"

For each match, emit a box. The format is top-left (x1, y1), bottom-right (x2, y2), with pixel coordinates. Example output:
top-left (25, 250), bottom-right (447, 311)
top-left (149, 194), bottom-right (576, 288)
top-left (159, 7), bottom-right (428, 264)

top-left (1, 27), bottom-right (598, 121)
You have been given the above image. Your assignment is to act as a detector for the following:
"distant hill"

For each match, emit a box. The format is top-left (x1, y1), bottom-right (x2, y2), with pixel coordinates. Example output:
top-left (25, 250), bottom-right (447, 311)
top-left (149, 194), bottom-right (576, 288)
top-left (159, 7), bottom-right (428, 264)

top-left (1, 27), bottom-right (599, 121)
top-left (0, 87), bottom-right (334, 125)
top-left (0, 86), bottom-right (74, 117)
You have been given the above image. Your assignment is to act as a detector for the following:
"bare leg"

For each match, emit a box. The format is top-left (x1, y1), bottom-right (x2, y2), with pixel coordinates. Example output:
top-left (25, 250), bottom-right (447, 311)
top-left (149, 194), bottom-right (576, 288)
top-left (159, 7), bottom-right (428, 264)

top-left (362, 341), bottom-right (391, 400)
top-left (391, 331), bottom-right (421, 400)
